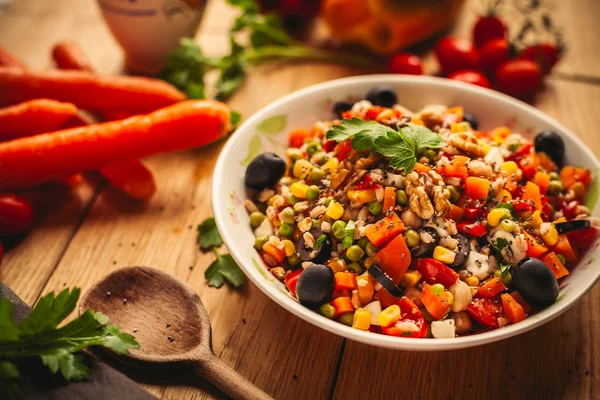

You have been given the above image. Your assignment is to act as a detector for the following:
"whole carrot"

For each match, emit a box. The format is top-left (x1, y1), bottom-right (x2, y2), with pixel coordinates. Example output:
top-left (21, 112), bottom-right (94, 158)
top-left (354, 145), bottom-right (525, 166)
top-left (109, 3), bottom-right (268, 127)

top-left (52, 41), bottom-right (94, 72)
top-left (0, 67), bottom-right (186, 113)
top-left (0, 100), bottom-right (231, 189)
top-left (0, 46), bottom-right (27, 69)
top-left (0, 99), bottom-right (78, 140)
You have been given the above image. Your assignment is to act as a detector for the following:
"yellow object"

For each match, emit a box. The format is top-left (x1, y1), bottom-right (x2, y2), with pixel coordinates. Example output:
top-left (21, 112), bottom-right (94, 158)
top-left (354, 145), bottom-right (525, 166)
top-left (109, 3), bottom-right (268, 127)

top-left (465, 275), bottom-right (479, 287)
top-left (446, 291), bottom-right (454, 306)
top-left (356, 274), bottom-right (375, 305)
top-left (267, 194), bottom-right (281, 207)
top-left (496, 189), bottom-right (512, 202)
top-left (480, 142), bottom-right (490, 155)
top-left (328, 258), bottom-right (348, 273)
top-left (526, 210), bottom-right (543, 229)
top-left (541, 224), bottom-right (559, 246)
top-left (352, 309), bottom-right (372, 331)
top-left (326, 201), bottom-right (344, 220)
top-left (320, 0), bottom-right (465, 55)
top-left (500, 161), bottom-right (519, 174)
top-left (492, 126), bottom-right (511, 144)
top-left (322, 157), bottom-right (339, 173)
top-left (401, 270), bottom-right (422, 288)
top-left (347, 189), bottom-right (376, 204)
top-left (363, 256), bottom-right (375, 269)
top-left (290, 182), bottom-right (309, 199)
top-left (282, 240), bottom-right (296, 257)
top-left (433, 246), bottom-right (456, 264)
top-left (487, 208), bottom-right (509, 227)
top-left (377, 304), bottom-right (401, 327)
top-left (450, 122), bottom-right (470, 133)
top-left (292, 159), bottom-right (313, 179)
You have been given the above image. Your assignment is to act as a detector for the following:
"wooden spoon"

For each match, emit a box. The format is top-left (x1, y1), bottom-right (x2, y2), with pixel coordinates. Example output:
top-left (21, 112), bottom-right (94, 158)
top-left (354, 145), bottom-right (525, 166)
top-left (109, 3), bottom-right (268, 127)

top-left (80, 266), bottom-right (272, 400)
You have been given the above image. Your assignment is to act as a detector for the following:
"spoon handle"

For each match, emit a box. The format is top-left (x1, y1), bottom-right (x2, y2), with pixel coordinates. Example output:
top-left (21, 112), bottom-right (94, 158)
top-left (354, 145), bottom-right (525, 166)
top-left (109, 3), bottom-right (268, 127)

top-left (195, 354), bottom-right (273, 400)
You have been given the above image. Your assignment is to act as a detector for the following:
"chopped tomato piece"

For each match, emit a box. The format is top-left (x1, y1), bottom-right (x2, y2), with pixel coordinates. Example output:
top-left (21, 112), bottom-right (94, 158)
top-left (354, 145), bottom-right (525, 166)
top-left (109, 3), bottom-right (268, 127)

top-left (381, 297), bottom-right (427, 338)
top-left (373, 233), bottom-right (411, 284)
top-left (466, 298), bottom-right (503, 329)
top-left (415, 258), bottom-right (460, 288)
top-left (284, 269), bottom-right (303, 297)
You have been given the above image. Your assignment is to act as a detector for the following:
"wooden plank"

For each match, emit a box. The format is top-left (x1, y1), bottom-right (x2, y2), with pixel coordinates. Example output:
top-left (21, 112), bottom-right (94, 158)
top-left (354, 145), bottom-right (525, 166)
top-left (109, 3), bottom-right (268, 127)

top-left (333, 78), bottom-right (600, 400)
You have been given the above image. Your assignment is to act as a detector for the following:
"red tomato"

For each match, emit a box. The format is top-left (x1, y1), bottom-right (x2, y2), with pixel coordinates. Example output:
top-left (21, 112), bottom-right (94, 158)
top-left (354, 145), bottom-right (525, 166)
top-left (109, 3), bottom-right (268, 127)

top-left (473, 15), bottom-right (507, 48)
top-left (415, 258), bottom-right (460, 289)
top-left (0, 194), bottom-right (35, 237)
top-left (519, 43), bottom-right (560, 75)
top-left (435, 37), bottom-right (480, 74)
top-left (466, 298), bottom-right (503, 329)
top-left (388, 53), bottom-right (423, 75)
top-left (284, 269), bottom-right (303, 297)
top-left (496, 59), bottom-right (542, 96)
top-left (447, 70), bottom-right (492, 89)
top-left (479, 38), bottom-right (510, 73)
top-left (381, 297), bottom-right (427, 338)
top-left (456, 221), bottom-right (487, 237)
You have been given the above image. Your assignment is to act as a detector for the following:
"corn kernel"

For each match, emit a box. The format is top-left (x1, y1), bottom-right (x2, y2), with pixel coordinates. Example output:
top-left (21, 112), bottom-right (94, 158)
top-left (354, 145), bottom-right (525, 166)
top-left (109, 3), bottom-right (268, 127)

top-left (290, 182), bottom-right (309, 199)
top-left (480, 142), bottom-right (490, 155)
top-left (282, 240), bottom-right (296, 257)
top-left (328, 258), bottom-right (347, 273)
top-left (445, 291), bottom-right (454, 306)
top-left (352, 309), bottom-right (372, 330)
top-left (377, 305), bottom-right (401, 327)
top-left (500, 161), bottom-right (519, 174)
top-left (492, 127), bottom-right (511, 144)
top-left (465, 275), bottom-right (480, 287)
top-left (433, 246), bottom-right (456, 264)
top-left (451, 122), bottom-right (470, 133)
top-left (487, 208), bottom-right (510, 227)
top-left (292, 159), bottom-right (313, 179)
top-left (401, 270), bottom-right (422, 287)
top-left (496, 188), bottom-right (512, 202)
top-left (322, 157), bottom-right (339, 173)
top-left (540, 222), bottom-right (559, 246)
top-left (267, 194), bottom-right (281, 207)
top-left (363, 256), bottom-right (375, 269)
top-left (525, 210), bottom-right (543, 229)
top-left (326, 201), bottom-right (344, 220)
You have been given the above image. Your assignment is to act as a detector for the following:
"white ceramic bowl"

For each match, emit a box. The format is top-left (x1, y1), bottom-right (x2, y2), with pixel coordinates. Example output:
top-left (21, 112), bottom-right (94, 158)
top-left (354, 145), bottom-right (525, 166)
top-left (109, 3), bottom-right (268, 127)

top-left (213, 75), bottom-right (600, 351)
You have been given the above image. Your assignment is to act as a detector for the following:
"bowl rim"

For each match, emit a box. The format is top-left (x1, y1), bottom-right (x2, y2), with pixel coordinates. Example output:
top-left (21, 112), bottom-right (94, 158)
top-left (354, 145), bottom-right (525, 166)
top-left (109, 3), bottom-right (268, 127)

top-left (213, 74), bottom-right (600, 350)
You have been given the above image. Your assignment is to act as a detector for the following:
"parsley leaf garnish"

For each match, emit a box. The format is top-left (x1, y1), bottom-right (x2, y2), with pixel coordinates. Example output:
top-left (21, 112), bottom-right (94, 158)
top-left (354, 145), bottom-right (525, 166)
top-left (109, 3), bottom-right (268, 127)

top-left (314, 234), bottom-right (327, 249)
top-left (0, 288), bottom-right (139, 390)
top-left (197, 217), bottom-right (223, 250)
top-left (326, 119), bottom-right (444, 174)
top-left (342, 220), bottom-right (356, 250)
top-left (499, 263), bottom-right (512, 274)
top-left (491, 237), bottom-right (509, 255)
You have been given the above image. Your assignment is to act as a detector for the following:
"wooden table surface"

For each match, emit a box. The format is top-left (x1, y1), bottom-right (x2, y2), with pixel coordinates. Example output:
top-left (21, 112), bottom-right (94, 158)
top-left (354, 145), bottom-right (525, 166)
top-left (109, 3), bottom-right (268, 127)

top-left (1, 1), bottom-right (599, 399)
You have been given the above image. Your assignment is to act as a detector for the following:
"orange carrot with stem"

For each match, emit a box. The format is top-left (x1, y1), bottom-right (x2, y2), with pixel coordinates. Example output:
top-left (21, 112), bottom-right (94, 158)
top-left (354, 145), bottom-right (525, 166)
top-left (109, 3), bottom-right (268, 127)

top-left (0, 67), bottom-right (185, 113)
top-left (0, 46), bottom-right (27, 69)
top-left (0, 99), bottom-right (78, 140)
top-left (0, 100), bottom-right (231, 189)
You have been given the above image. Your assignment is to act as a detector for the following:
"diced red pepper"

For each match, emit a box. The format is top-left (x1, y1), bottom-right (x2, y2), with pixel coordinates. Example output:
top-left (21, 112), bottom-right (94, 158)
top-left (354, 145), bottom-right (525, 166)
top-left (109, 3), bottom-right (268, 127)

top-left (463, 207), bottom-right (481, 221)
top-left (354, 175), bottom-right (382, 190)
top-left (284, 269), bottom-right (303, 297)
top-left (457, 221), bottom-right (487, 237)
top-left (506, 143), bottom-right (532, 162)
top-left (466, 298), bottom-right (503, 329)
top-left (381, 297), bottom-right (427, 338)
top-left (323, 140), bottom-right (336, 152)
top-left (512, 199), bottom-right (533, 213)
top-left (365, 106), bottom-right (384, 121)
top-left (415, 258), bottom-right (460, 289)
top-left (336, 140), bottom-right (353, 161)
top-left (561, 200), bottom-right (579, 220)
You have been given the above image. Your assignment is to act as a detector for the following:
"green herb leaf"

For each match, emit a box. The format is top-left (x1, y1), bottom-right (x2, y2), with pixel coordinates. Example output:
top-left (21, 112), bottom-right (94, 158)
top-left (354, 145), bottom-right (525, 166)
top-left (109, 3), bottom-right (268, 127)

top-left (0, 300), bottom-right (19, 342)
top-left (256, 115), bottom-right (287, 134)
top-left (499, 263), bottom-right (512, 274)
top-left (230, 110), bottom-right (242, 127)
top-left (205, 253), bottom-right (247, 288)
top-left (314, 235), bottom-right (327, 249)
top-left (197, 217), bottom-right (223, 250)
top-left (326, 118), bottom-right (393, 145)
top-left (342, 220), bottom-right (355, 250)
top-left (226, 0), bottom-right (260, 14)
top-left (374, 130), bottom-right (417, 173)
top-left (491, 237), bottom-right (509, 255)
top-left (401, 123), bottom-right (445, 151)
top-left (20, 288), bottom-right (80, 336)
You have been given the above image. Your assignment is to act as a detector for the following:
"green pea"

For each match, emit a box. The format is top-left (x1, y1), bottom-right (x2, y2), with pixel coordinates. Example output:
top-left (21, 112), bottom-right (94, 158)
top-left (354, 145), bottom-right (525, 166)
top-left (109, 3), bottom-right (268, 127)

top-left (507, 142), bottom-right (521, 152)
top-left (346, 245), bottom-right (365, 262)
top-left (310, 168), bottom-right (325, 183)
top-left (289, 195), bottom-right (299, 205)
top-left (356, 237), bottom-right (369, 250)
top-left (547, 180), bottom-right (563, 196)
top-left (307, 185), bottom-right (320, 201)
top-left (311, 219), bottom-right (319, 228)
top-left (320, 303), bottom-right (336, 319)
top-left (396, 189), bottom-right (408, 206)
top-left (365, 242), bottom-right (379, 257)
top-left (279, 223), bottom-right (294, 237)
top-left (307, 141), bottom-right (323, 157)
top-left (280, 207), bottom-right (295, 224)
top-left (431, 283), bottom-right (444, 296)
top-left (549, 171), bottom-right (560, 181)
top-left (423, 149), bottom-right (437, 162)
top-left (404, 229), bottom-right (420, 248)
top-left (500, 219), bottom-right (515, 233)
top-left (447, 186), bottom-right (460, 203)
top-left (249, 211), bottom-right (266, 228)
top-left (368, 201), bottom-right (383, 216)
top-left (332, 220), bottom-right (347, 239)
top-left (254, 235), bottom-right (268, 250)
top-left (287, 255), bottom-right (301, 267)
top-left (324, 197), bottom-right (334, 207)
top-left (347, 262), bottom-right (364, 274)
top-left (339, 312), bottom-right (355, 326)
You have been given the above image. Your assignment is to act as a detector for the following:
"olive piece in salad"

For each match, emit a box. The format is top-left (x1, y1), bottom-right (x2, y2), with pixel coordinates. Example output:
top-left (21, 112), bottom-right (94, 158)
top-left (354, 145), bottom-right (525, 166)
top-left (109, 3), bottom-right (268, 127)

top-left (511, 257), bottom-right (559, 308)
top-left (296, 264), bottom-right (335, 308)
top-left (462, 112), bottom-right (479, 130)
top-left (410, 227), bottom-right (439, 258)
top-left (365, 87), bottom-right (397, 108)
top-left (534, 130), bottom-right (565, 166)
top-left (333, 101), bottom-right (353, 118)
top-left (295, 228), bottom-right (332, 264)
top-left (448, 234), bottom-right (471, 269)
top-left (244, 152), bottom-right (286, 190)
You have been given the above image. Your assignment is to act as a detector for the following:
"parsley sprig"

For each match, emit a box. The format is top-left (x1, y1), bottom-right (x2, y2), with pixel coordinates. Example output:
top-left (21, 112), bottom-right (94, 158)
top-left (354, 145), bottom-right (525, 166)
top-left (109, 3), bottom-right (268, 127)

top-left (326, 119), bottom-right (445, 173)
top-left (197, 217), bottom-right (247, 288)
top-left (160, 0), bottom-right (373, 101)
top-left (0, 288), bottom-right (139, 398)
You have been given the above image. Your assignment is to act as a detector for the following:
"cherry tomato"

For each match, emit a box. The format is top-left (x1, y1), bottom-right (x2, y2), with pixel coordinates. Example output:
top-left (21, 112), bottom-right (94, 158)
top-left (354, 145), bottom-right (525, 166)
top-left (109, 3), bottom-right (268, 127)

top-left (381, 296), bottom-right (427, 338)
top-left (284, 268), bottom-right (303, 297)
top-left (447, 70), bottom-right (492, 89)
top-left (415, 258), bottom-right (460, 289)
top-left (435, 37), bottom-right (480, 74)
top-left (479, 38), bottom-right (510, 73)
top-left (496, 59), bottom-right (542, 96)
top-left (473, 15), bottom-right (506, 48)
top-left (388, 53), bottom-right (423, 75)
top-left (519, 43), bottom-right (560, 75)
top-left (0, 194), bottom-right (35, 237)
top-left (457, 221), bottom-right (487, 237)
top-left (466, 298), bottom-right (503, 329)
